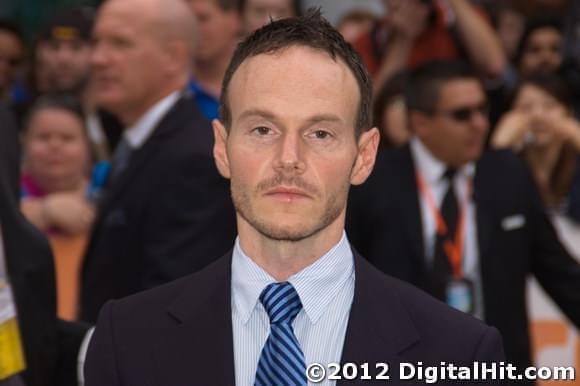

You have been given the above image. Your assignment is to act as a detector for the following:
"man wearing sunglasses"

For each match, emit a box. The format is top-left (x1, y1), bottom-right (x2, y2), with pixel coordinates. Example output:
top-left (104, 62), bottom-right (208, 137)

top-left (348, 60), bottom-right (580, 385)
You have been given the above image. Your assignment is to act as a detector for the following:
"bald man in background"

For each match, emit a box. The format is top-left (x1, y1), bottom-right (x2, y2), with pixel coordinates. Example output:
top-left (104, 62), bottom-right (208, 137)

top-left (79, 0), bottom-right (236, 323)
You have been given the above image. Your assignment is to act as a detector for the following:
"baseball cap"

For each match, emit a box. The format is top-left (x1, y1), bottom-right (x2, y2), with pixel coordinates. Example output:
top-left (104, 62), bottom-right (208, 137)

top-left (40, 8), bottom-right (94, 42)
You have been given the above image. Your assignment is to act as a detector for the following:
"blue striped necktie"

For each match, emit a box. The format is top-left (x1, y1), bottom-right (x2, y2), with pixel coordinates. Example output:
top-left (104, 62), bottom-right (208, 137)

top-left (254, 282), bottom-right (307, 386)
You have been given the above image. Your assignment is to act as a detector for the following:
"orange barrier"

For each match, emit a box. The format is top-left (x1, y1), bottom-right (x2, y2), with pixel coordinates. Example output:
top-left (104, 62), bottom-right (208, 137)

top-left (531, 321), bottom-right (579, 385)
top-left (48, 234), bottom-right (88, 321)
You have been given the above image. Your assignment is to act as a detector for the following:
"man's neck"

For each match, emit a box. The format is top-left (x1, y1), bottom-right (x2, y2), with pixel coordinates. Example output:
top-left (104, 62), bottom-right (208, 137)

top-left (412, 136), bottom-right (466, 170)
top-left (237, 218), bottom-right (345, 281)
top-left (119, 86), bottom-right (181, 127)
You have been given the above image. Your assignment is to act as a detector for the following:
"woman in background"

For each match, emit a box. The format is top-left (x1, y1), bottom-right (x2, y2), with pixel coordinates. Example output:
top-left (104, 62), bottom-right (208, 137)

top-left (491, 73), bottom-right (580, 212)
top-left (20, 94), bottom-right (95, 320)
top-left (21, 95), bottom-right (95, 234)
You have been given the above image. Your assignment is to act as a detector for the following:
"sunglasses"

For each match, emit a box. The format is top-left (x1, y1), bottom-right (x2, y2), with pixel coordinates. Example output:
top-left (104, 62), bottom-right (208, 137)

top-left (433, 103), bottom-right (489, 122)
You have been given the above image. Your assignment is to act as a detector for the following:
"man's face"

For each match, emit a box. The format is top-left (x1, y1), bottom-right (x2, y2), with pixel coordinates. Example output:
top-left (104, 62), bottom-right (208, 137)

top-left (213, 46), bottom-right (378, 241)
top-left (0, 30), bottom-right (23, 93)
top-left (37, 38), bottom-right (92, 93)
top-left (243, 0), bottom-right (295, 34)
top-left (414, 79), bottom-right (489, 167)
top-left (91, 1), bottom-right (171, 115)
top-left (520, 27), bottom-right (562, 76)
top-left (189, 0), bottom-right (240, 63)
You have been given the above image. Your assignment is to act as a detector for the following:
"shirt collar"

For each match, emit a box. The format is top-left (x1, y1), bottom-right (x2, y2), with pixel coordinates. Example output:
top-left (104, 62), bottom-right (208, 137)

top-left (231, 232), bottom-right (354, 325)
top-left (123, 91), bottom-right (181, 149)
top-left (410, 137), bottom-right (475, 183)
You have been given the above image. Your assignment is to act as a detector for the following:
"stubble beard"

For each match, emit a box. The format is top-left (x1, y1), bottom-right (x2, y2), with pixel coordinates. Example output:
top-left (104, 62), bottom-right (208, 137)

top-left (231, 175), bottom-right (349, 242)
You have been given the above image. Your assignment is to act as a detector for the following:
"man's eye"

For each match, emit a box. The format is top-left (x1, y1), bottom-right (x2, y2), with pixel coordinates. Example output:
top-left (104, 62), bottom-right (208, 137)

top-left (111, 37), bottom-right (132, 49)
top-left (311, 130), bottom-right (331, 139)
top-left (253, 126), bottom-right (272, 135)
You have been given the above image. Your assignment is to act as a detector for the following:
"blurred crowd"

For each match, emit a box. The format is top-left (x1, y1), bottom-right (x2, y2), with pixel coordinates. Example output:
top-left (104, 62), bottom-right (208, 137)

top-left (0, 0), bottom-right (579, 385)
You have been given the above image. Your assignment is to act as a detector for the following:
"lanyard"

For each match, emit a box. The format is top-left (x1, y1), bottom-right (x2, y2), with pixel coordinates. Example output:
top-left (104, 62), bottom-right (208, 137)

top-left (416, 172), bottom-right (471, 278)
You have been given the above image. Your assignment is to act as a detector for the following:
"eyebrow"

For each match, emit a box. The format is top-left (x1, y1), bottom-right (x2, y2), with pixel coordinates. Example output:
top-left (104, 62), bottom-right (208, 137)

top-left (238, 109), bottom-right (345, 125)
top-left (238, 109), bottom-right (277, 121)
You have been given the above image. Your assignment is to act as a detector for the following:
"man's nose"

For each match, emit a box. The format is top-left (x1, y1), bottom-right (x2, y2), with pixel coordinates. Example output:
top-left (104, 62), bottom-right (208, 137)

top-left (273, 132), bottom-right (306, 174)
top-left (90, 42), bottom-right (108, 67)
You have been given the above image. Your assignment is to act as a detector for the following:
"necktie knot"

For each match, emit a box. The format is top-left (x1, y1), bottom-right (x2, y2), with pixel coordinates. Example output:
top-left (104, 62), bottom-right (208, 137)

top-left (108, 138), bottom-right (134, 184)
top-left (259, 282), bottom-right (302, 325)
top-left (255, 282), bottom-right (307, 385)
top-left (442, 167), bottom-right (457, 182)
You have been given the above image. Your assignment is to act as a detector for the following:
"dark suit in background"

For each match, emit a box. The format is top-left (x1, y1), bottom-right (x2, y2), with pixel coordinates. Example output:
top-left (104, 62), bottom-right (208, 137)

top-left (0, 102), bottom-right (88, 386)
top-left (80, 94), bottom-right (237, 323)
top-left (347, 145), bottom-right (580, 375)
top-left (85, 251), bottom-right (505, 386)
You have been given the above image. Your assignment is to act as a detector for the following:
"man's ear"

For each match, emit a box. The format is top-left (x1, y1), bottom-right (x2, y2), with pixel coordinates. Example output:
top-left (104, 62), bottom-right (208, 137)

top-left (350, 127), bottom-right (380, 186)
top-left (161, 40), bottom-right (188, 77)
top-left (212, 119), bottom-right (231, 179)
top-left (408, 110), bottom-right (429, 139)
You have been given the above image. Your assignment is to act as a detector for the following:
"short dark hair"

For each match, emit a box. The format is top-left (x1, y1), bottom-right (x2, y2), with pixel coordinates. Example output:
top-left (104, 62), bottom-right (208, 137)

top-left (0, 19), bottom-right (24, 46)
top-left (404, 60), bottom-right (479, 114)
top-left (511, 72), bottom-right (572, 111)
top-left (238, 0), bottom-right (302, 18)
top-left (24, 93), bottom-right (86, 133)
top-left (219, 8), bottom-right (372, 136)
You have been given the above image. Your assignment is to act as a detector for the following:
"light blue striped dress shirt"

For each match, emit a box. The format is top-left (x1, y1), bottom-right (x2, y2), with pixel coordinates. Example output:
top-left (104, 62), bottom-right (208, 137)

top-left (231, 232), bottom-right (355, 386)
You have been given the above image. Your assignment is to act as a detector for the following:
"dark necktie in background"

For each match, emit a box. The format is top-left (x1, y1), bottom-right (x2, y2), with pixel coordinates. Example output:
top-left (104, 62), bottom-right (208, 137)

top-left (107, 138), bottom-right (134, 187)
top-left (255, 282), bottom-right (307, 386)
top-left (431, 167), bottom-right (459, 300)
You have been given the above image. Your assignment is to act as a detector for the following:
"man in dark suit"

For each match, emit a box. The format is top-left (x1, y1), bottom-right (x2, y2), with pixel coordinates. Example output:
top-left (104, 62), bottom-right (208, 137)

top-left (348, 61), bottom-right (580, 381)
top-left (79, 0), bottom-right (236, 323)
top-left (0, 103), bottom-right (88, 386)
top-left (86, 11), bottom-right (506, 386)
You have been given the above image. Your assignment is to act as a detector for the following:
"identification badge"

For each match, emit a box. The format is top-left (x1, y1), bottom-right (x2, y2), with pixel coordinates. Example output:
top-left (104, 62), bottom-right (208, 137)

top-left (445, 278), bottom-right (474, 314)
top-left (0, 282), bottom-right (26, 380)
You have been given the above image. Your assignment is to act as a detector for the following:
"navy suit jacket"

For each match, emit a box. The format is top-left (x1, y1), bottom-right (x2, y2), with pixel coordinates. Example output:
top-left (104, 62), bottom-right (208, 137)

top-left (80, 94), bottom-right (237, 323)
top-left (85, 249), bottom-right (505, 385)
top-left (347, 145), bottom-right (580, 380)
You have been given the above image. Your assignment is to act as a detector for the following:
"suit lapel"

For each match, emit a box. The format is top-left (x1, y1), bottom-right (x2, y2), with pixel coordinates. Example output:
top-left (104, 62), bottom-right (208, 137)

top-left (473, 161), bottom-right (493, 262)
top-left (472, 156), bottom-right (497, 323)
top-left (150, 249), bottom-right (422, 385)
top-left (339, 252), bottom-right (420, 385)
top-left (153, 253), bottom-right (235, 385)
top-left (97, 96), bottom-right (190, 218)
top-left (0, 175), bottom-right (44, 277)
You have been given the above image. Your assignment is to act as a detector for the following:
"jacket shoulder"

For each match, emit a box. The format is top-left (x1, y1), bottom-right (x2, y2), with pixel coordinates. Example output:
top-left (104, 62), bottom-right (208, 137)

top-left (109, 252), bottom-right (230, 318)
top-left (354, 256), bottom-right (503, 361)
top-left (478, 149), bottom-right (530, 177)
